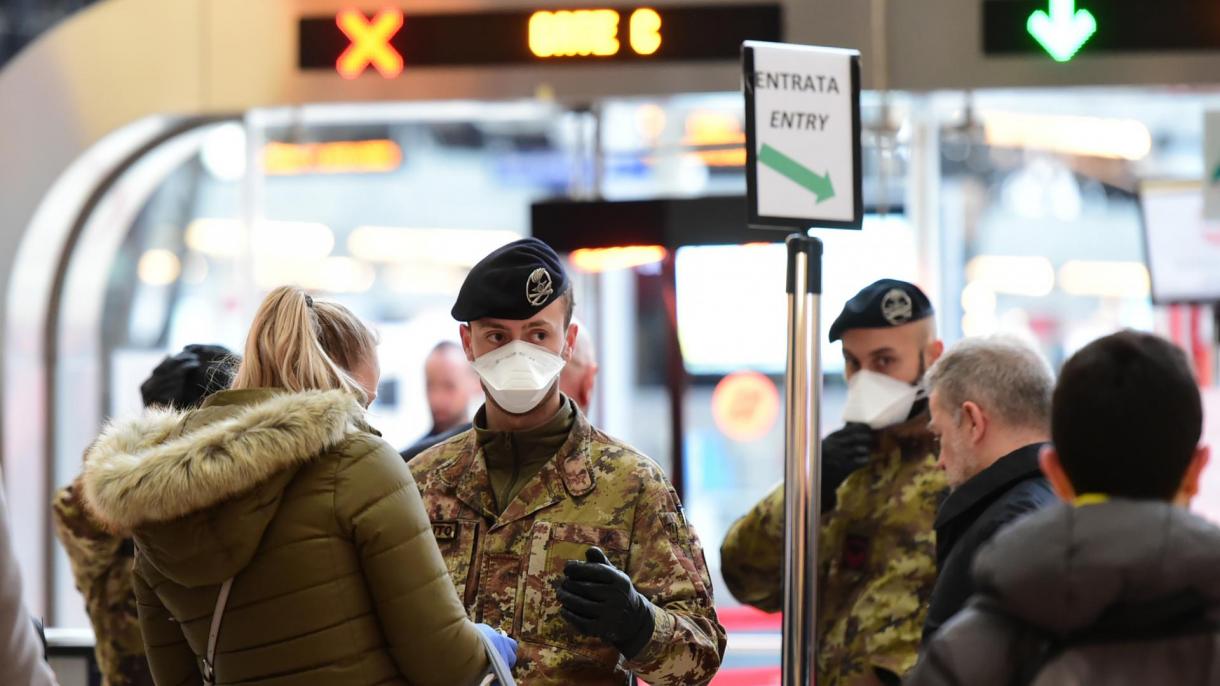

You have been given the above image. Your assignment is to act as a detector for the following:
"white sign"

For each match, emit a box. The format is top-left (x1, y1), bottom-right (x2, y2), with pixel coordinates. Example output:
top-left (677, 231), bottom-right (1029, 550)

top-left (1204, 111), bottom-right (1220, 221)
top-left (743, 41), bottom-right (862, 230)
top-left (1141, 182), bottom-right (1220, 303)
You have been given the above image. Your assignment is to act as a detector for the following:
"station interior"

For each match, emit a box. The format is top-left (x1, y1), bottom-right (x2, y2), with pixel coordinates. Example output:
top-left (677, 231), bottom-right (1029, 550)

top-left (5, 1), bottom-right (1220, 684)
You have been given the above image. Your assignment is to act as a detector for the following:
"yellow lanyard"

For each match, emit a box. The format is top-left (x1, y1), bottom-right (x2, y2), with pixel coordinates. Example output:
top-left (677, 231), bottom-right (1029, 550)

top-left (1073, 493), bottom-right (1110, 507)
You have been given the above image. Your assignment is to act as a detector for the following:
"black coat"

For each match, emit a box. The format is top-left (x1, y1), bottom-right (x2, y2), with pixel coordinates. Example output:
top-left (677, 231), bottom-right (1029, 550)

top-left (908, 500), bottom-right (1220, 686)
top-left (922, 442), bottom-right (1055, 641)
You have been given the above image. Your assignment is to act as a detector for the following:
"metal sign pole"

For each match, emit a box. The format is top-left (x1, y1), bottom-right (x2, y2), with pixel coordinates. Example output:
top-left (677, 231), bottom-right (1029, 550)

top-left (742, 39), bottom-right (851, 686)
top-left (781, 234), bottom-right (811, 686)
top-left (782, 234), bottom-right (823, 686)
top-left (808, 236), bottom-right (823, 678)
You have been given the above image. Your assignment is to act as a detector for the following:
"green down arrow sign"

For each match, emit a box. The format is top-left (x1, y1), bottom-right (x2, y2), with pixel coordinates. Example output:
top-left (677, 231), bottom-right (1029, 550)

top-left (1027, 0), bottom-right (1097, 62)
top-left (758, 144), bottom-right (835, 204)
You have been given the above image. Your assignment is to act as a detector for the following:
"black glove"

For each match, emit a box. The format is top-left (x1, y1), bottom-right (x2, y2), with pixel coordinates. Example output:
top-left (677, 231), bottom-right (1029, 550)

top-left (559, 547), bottom-right (657, 659)
top-left (820, 423), bottom-right (874, 512)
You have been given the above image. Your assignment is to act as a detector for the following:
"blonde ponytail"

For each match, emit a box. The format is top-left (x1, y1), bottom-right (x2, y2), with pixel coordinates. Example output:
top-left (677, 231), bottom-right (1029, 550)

top-left (232, 287), bottom-right (377, 402)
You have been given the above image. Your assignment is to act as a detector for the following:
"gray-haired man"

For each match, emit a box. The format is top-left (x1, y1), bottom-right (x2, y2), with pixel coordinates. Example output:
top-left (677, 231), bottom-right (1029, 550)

top-left (921, 336), bottom-right (1058, 641)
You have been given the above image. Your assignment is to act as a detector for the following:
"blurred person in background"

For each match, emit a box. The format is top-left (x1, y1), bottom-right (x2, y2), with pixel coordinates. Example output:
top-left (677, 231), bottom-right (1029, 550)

top-left (558, 318), bottom-right (598, 413)
top-left (54, 344), bottom-right (234, 686)
top-left (401, 341), bottom-right (482, 461)
top-left (83, 287), bottom-right (515, 686)
top-left (411, 238), bottom-right (725, 685)
top-left (910, 331), bottom-right (1220, 685)
top-left (0, 482), bottom-right (58, 686)
top-left (921, 336), bottom-right (1056, 641)
top-left (721, 279), bottom-right (948, 686)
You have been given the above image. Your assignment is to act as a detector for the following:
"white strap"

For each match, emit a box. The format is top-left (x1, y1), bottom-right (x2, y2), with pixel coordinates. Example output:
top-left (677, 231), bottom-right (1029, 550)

top-left (476, 628), bottom-right (517, 686)
top-left (202, 578), bottom-right (234, 686)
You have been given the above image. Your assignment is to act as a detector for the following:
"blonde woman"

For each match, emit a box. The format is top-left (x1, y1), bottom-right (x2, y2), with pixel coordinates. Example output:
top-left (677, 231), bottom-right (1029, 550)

top-left (83, 287), bottom-right (515, 686)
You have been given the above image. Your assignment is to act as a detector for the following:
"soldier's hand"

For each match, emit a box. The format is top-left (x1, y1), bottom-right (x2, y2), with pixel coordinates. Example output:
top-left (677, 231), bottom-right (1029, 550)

top-left (559, 547), bottom-right (657, 659)
top-left (821, 423), bottom-right (874, 512)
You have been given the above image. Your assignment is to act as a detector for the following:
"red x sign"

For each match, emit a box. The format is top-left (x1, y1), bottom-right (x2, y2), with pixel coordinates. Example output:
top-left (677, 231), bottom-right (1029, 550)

top-left (336, 8), bottom-right (405, 79)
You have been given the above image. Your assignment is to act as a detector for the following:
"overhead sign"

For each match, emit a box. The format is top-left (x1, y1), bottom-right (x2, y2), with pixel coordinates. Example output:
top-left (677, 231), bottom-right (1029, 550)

top-left (743, 41), bottom-right (862, 230)
top-left (984, 0), bottom-right (1220, 61)
top-left (299, 5), bottom-right (782, 76)
top-left (1204, 112), bottom-right (1220, 221)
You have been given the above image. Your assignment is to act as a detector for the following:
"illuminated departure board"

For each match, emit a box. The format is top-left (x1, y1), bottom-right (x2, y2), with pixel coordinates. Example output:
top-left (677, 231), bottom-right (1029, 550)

top-left (298, 5), bottom-right (782, 78)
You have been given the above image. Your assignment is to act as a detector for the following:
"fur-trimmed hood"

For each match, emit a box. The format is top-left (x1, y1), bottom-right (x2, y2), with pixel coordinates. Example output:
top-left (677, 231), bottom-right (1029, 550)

top-left (82, 388), bottom-right (366, 586)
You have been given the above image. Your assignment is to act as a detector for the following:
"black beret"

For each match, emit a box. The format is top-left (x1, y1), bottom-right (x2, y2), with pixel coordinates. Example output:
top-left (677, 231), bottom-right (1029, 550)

top-left (140, 344), bottom-right (236, 409)
top-left (452, 237), bottom-right (570, 322)
top-left (829, 279), bottom-right (933, 342)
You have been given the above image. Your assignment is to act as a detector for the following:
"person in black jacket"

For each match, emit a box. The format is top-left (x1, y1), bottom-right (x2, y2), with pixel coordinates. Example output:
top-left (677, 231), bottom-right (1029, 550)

top-left (908, 330), bottom-right (1220, 686)
top-left (401, 341), bottom-right (481, 461)
top-left (921, 336), bottom-right (1057, 641)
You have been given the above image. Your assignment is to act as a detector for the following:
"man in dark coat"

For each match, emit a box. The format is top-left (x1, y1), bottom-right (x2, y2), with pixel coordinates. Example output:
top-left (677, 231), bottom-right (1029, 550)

top-left (401, 341), bottom-right (480, 461)
top-left (921, 336), bottom-right (1057, 641)
top-left (908, 330), bottom-right (1220, 686)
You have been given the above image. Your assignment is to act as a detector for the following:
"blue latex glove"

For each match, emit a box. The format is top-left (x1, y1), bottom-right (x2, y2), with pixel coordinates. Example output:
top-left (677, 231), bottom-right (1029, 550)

top-left (476, 623), bottom-right (518, 670)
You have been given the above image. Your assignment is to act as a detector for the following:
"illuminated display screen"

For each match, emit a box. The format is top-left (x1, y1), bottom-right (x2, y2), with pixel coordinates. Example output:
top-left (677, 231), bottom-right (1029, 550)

top-left (675, 216), bottom-right (918, 375)
top-left (984, 0), bottom-right (1220, 59)
top-left (298, 5), bottom-right (782, 78)
top-left (263, 140), bottom-right (402, 175)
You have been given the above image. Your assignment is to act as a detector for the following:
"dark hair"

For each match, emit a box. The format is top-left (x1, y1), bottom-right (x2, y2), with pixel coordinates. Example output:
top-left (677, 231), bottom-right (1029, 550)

top-left (561, 287), bottom-right (575, 328)
top-left (1052, 330), bottom-right (1202, 500)
top-left (431, 340), bottom-right (462, 355)
top-left (140, 344), bottom-right (237, 409)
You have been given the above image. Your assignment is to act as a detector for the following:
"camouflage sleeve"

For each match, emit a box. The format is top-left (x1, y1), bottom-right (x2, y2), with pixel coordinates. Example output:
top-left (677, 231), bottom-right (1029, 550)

top-left (719, 482), bottom-right (784, 613)
top-left (51, 480), bottom-right (126, 594)
top-left (854, 468), bottom-right (943, 678)
top-left (131, 564), bottom-right (201, 686)
top-left (622, 468), bottom-right (726, 686)
top-left (52, 479), bottom-right (150, 685)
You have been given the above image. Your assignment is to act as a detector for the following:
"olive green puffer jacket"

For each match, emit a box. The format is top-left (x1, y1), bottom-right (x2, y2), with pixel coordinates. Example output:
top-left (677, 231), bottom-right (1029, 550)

top-left (83, 388), bottom-right (489, 686)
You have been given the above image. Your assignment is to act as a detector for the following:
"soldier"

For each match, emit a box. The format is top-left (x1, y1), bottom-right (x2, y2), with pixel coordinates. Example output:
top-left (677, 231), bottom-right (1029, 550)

top-left (52, 344), bottom-right (234, 686)
top-left (720, 279), bottom-right (949, 686)
top-left (411, 238), bottom-right (725, 685)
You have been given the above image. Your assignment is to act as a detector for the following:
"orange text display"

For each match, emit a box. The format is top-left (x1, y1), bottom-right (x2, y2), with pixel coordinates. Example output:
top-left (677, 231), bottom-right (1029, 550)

top-left (529, 8), bottom-right (661, 58)
top-left (296, 5), bottom-right (782, 75)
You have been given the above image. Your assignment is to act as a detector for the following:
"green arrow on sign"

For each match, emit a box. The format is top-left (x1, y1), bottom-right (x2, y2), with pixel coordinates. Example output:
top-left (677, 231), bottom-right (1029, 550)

top-left (758, 144), bottom-right (835, 204)
top-left (1027, 0), bottom-right (1097, 63)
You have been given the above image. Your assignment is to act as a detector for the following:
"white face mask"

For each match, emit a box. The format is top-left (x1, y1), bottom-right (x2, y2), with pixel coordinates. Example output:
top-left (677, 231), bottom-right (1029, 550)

top-left (471, 340), bottom-right (567, 415)
top-left (842, 369), bottom-right (924, 429)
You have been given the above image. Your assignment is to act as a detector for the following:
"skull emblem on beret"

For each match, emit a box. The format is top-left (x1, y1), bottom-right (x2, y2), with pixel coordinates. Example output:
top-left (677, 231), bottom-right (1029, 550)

top-left (881, 288), bottom-right (913, 325)
top-left (526, 267), bottom-right (554, 307)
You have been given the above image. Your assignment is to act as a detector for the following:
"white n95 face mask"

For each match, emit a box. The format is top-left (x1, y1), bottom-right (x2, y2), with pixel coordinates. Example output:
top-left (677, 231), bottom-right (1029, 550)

top-left (841, 369), bottom-right (923, 430)
top-left (471, 340), bottom-right (567, 415)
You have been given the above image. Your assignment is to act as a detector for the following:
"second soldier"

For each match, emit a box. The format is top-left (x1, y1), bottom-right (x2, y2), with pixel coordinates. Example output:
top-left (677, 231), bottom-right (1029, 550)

top-left (720, 279), bottom-right (949, 686)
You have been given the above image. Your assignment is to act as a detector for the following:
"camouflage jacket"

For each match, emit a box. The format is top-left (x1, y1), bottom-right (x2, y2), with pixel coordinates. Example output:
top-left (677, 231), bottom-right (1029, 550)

top-left (720, 412), bottom-right (947, 686)
top-left (51, 477), bottom-right (153, 686)
top-left (410, 406), bottom-right (726, 686)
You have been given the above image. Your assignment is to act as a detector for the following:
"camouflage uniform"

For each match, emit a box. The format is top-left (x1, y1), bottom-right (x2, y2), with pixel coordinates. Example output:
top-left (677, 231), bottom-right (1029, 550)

top-left (721, 411), bottom-right (947, 685)
top-left (51, 477), bottom-right (153, 686)
top-left (410, 405), bottom-right (726, 686)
